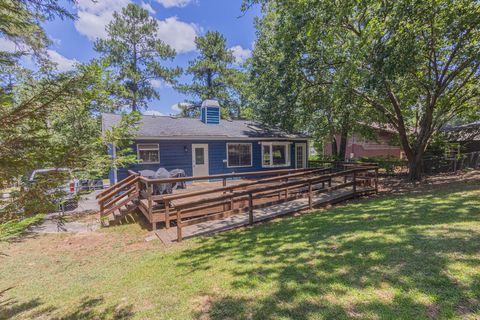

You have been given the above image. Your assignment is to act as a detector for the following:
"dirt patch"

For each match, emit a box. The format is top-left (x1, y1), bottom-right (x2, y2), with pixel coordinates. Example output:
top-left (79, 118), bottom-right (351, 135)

top-left (2, 223), bottom-right (159, 264)
top-left (193, 294), bottom-right (213, 319)
top-left (379, 170), bottom-right (480, 195)
top-left (65, 210), bottom-right (99, 223)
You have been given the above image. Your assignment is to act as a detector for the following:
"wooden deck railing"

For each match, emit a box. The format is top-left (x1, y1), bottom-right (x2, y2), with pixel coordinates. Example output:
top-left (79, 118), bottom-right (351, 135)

top-left (172, 165), bottom-right (378, 241)
top-left (97, 164), bottom-right (378, 238)
top-left (148, 165), bottom-right (378, 241)
top-left (136, 167), bottom-right (333, 230)
top-left (97, 170), bottom-right (140, 219)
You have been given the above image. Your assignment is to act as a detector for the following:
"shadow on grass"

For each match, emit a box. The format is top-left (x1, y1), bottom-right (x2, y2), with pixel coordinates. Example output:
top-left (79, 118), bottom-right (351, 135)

top-left (0, 295), bottom-right (134, 320)
top-left (176, 183), bottom-right (480, 319)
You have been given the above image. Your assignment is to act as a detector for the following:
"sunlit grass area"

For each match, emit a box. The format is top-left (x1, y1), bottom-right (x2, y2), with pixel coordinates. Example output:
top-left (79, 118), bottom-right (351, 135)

top-left (1, 182), bottom-right (479, 319)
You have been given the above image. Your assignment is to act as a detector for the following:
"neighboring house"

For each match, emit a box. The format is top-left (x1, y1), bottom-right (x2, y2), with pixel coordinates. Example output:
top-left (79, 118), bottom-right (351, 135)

top-left (102, 100), bottom-right (310, 184)
top-left (443, 121), bottom-right (480, 153)
top-left (323, 124), bottom-right (403, 159)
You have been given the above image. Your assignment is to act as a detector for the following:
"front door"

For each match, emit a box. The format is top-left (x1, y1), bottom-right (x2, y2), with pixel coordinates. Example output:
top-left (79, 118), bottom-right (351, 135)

top-left (192, 144), bottom-right (209, 176)
top-left (295, 143), bottom-right (307, 169)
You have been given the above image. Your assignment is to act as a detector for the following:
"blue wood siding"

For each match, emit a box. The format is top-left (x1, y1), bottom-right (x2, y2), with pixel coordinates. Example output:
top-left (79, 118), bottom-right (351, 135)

top-left (114, 139), bottom-right (308, 182)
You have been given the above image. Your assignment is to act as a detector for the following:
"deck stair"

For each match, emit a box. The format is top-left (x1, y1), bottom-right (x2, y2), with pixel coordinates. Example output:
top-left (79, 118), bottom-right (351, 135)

top-left (96, 171), bottom-right (140, 227)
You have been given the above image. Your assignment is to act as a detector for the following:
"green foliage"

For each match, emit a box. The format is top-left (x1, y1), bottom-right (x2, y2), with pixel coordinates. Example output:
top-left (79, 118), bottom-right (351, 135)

top-left (178, 31), bottom-right (248, 118)
top-left (0, 62), bottom-right (139, 223)
top-left (248, 1), bottom-right (370, 159)
top-left (95, 3), bottom-right (180, 112)
top-left (248, 0), bottom-right (480, 180)
top-left (0, 214), bottom-right (44, 241)
top-left (0, 0), bottom-right (74, 65)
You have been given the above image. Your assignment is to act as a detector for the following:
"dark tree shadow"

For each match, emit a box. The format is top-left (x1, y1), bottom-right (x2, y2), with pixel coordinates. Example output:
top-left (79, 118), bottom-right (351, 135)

top-left (0, 294), bottom-right (134, 320)
top-left (176, 184), bottom-right (480, 319)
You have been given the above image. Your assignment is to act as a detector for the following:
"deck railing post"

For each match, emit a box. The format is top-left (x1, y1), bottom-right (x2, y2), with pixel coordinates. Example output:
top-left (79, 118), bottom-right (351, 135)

top-left (352, 170), bottom-right (357, 198)
top-left (229, 188), bottom-right (234, 211)
top-left (100, 202), bottom-right (104, 220)
top-left (285, 178), bottom-right (289, 199)
top-left (148, 182), bottom-right (155, 230)
top-left (248, 193), bottom-right (254, 225)
top-left (177, 209), bottom-right (182, 242)
top-left (164, 199), bottom-right (170, 229)
top-left (308, 182), bottom-right (313, 210)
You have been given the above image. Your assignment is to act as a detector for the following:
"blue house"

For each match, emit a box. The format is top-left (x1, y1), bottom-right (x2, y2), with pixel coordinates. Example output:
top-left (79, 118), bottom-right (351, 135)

top-left (102, 100), bottom-right (310, 184)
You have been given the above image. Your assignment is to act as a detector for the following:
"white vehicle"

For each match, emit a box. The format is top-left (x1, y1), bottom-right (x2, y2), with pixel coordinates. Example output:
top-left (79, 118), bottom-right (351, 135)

top-left (28, 168), bottom-right (80, 210)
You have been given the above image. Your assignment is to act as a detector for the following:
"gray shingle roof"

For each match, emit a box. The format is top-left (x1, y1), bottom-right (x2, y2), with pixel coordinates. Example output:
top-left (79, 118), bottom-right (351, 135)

top-left (102, 113), bottom-right (310, 140)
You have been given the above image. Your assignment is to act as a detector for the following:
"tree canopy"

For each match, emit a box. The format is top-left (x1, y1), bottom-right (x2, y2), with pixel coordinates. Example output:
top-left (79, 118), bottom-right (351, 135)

top-left (178, 31), bottom-right (248, 118)
top-left (247, 0), bottom-right (480, 179)
top-left (95, 3), bottom-right (181, 112)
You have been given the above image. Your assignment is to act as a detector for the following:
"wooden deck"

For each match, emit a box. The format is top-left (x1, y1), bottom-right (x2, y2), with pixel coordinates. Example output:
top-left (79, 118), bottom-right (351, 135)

top-left (97, 165), bottom-right (379, 242)
top-left (154, 187), bottom-right (373, 244)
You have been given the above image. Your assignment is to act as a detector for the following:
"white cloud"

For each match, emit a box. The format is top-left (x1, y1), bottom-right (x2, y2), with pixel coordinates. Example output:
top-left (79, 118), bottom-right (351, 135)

top-left (171, 102), bottom-right (193, 113)
top-left (141, 1), bottom-right (156, 14)
top-left (74, 0), bottom-right (131, 41)
top-left (150, 79), bottom-right (163, 88)
top-left (0, 38), bottom-right (76, 72)
top-left (157, 17), bottom-right (199, 53)
top-left (149, 79), bottom-right (173, 89)
top-left (74, 0), bottom-right (199, 54)
top-left (0, 38), bottom-right (26, 53)
top-left (47, 50), bottom-right (78, 72)
top-left (155, 0), bottom-right (192, 8)
top-left (144, 110), bottom-right (165, 116)
top-left (230, 45), bottom-right (252, 64)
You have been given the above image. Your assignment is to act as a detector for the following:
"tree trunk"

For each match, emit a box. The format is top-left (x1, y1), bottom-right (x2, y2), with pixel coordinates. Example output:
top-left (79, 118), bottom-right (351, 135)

top-left (339, 134), bottom-right (347, 161)
top-left (331, 136), bottom-right (338, 158)
top-left (407, 155), bottom-right (423, 181)
top-left (338, 112), bottom-right (350, 161)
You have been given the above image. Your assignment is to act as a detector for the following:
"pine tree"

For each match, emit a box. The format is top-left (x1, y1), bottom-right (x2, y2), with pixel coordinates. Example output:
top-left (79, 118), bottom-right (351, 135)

top-left (95, 3), bottom-right (180, 112)
top-left (178, 31), bottom-right (237, 117)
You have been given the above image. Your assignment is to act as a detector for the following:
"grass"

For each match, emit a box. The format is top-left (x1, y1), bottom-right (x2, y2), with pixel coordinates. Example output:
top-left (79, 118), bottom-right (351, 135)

top-left (1, 182), bottom-right (480, 319)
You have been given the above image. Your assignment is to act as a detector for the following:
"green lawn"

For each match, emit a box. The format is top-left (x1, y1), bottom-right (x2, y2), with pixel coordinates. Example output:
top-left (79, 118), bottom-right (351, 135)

top-left (1, 182), bottom-right (480, 319)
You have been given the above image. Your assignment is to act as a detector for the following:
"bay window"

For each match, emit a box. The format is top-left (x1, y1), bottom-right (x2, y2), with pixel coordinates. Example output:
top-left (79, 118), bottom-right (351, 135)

top-left (227, 143), bottom-right (252, 167)
top-left (261, 142), bottom-right (291, 167)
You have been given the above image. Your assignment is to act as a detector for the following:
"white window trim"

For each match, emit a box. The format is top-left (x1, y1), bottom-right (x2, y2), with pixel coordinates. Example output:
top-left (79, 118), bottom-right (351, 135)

top-left (226, 143), bottom-right (253, 168)
top-left (261, 142), bottom-right (291, 168)
top-left (137, 143), bottom-right (160, 164)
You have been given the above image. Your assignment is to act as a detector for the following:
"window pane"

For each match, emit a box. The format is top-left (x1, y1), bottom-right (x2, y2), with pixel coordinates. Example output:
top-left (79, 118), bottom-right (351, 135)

top-left (228, 144), bottom-right (251, 167)
top-left (139, 150), bottom-right (159, 163)
top-left (296, 145), bottom-right (304, 168)
top-left (195, 148), bottom-right (204, 165)
top-left (272, 145), bottom-right (287, 165)
top-left (263, 145), bottom-right (271, 166)
top-left (239, 144), bottom-right (251, 166)
top-left (228, 144), bottom-right (239, 167)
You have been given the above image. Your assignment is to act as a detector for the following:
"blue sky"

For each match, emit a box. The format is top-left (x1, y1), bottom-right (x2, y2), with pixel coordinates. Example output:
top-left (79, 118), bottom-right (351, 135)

top-left (2, 0), bottom-right (260, 115)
